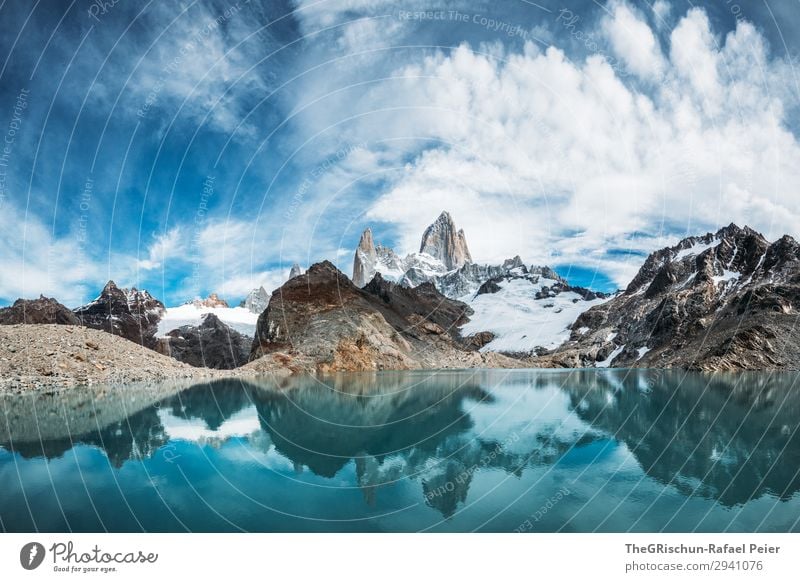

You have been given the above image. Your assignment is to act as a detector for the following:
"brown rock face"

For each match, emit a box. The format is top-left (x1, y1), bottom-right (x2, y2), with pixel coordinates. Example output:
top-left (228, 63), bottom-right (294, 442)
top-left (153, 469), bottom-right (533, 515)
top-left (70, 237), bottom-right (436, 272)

top-left (251, 261), bottom-right (416, 371)
top-left (193, 293), bottom-right (229, 308)
top-left (250, 261), bottom-right (480, 372)
top-left (419, 211), bottom-right (472, 270)
top-left (0, 296), bottom-right (79, 325)
top-left (73, 281), bottom-right (165, 349)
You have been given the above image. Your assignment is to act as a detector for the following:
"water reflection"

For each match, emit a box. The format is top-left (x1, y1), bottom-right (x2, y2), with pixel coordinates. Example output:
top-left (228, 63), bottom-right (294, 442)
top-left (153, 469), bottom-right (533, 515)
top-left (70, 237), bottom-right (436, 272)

top-left (562, 370), bottom-right (800, 506)
top-left (1, 369), bottom-right (799, 531)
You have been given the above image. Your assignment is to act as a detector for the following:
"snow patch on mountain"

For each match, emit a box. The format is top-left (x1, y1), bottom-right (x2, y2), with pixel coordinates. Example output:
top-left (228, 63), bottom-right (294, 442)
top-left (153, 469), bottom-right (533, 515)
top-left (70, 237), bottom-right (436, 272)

top-left (460, 274), bottom-right (608, 354)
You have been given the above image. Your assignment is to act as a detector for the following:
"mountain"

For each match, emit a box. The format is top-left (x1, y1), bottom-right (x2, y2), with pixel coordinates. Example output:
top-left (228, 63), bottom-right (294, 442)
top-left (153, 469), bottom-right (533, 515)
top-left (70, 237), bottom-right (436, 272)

top-left (541, 224), bottom-right (800, 371)
top-left (73, 281), bottom-right (165, 348)
top-left (289, 263), bottom-right (303, 279)
top-left (419, 210), bottom-right (472, 269)
top-left (352, 228), bottom-right (379, 287)
top-left (157, 313), bottom-right (251, 369)
top-left (239, 286), bottom-right (270, 314)
top-left (0, 296), bottom-right (80, 325)
top-left (352, 212), bottom-right (473, 289)
top-left (348, 215), bottom-right (608, 356)
top-left (192, 293), bottom-right (229, 308)
top-left (250, 261), bottom-right (522, 372)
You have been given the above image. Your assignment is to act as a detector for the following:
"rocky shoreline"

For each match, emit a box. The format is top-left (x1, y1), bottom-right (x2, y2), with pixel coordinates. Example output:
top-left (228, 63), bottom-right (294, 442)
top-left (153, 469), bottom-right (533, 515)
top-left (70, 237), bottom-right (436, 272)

top-left (0, 324), bottom-right (256, 392)
top-left (0, 322), bottom-right (530, 393)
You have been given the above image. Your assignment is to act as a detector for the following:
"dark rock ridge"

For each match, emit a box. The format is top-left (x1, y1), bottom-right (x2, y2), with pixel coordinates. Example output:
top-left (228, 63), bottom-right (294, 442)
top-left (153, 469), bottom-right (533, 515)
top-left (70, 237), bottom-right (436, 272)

top-left (240, 286), bottom-right (270, 314)
top-left (472, 262), bottom-right (606, 302)
top-left (420, 256), bottom-right (526, 297)
top-left (250, 261), bottom-right (515, 372)
top-left (73, 281), bottom-right (165, 349)
top-left (0, 296), bottom-right (80, 325)
top-left (542, 224), bottom-right (800, 371)
top-left (419, 210), bottom-right (472, 270)
top-left (362, 273), bottom-right (472, 341)
top-left (157, 313), bottom-right (251, 369)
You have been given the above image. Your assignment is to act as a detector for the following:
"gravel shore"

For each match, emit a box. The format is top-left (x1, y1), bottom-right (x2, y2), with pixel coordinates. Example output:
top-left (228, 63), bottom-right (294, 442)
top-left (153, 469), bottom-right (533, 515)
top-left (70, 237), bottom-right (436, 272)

top-left (0, 324), bottom-right (247, 392)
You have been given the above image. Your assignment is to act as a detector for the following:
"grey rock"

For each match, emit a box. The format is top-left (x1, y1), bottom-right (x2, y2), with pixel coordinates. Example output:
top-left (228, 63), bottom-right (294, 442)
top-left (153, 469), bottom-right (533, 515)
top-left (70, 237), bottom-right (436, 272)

top-left (240, 286), bottom-right (270, 314)
top-left (158, 313), bottom-right (251, 369)
top-left (542, 224), bottom-right (800, 371)
top-left (352, 228), bottom-right (378, 288)
top-left (73, 281), bottom-right (165, 349)
top-left (0, 296), bottom-right (80, 325)
top-left (419, 211), bottom-right (472, 270)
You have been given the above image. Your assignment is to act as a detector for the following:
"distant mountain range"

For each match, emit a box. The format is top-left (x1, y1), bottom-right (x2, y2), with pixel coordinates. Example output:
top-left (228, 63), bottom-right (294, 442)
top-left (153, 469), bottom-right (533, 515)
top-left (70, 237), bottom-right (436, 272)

top-left (2, 214), bottom-right (799, 372)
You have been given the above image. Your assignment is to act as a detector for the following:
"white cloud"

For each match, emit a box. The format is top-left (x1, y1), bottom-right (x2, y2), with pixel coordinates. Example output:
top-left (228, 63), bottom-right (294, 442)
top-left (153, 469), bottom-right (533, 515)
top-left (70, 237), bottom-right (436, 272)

top-left (296, 4), bottom-right (800, 287)
top-left (0, 203), bottom-right (138, 306)
top-left (602, 0), bottom-right (666, 81)
top-left (123, 1), bottom-right (271, 136)
top-left (137, 227), bottom-right (184, 271)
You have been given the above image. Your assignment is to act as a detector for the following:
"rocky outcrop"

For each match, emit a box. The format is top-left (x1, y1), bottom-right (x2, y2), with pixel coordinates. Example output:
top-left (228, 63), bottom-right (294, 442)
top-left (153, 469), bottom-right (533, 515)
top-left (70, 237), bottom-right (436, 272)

top-left (541, 224), bottom-right (800, 371)
top-left (192, 293), bottom-right (228, 308)
top-left (250, 261), bottom-right (522, 372)
top-left (0, 296), bottom-right (80, 325)
top-left (289, 263), bottom-right (303, 279)
top-left (73, 281), bottom-right (165, 349)
top-left (419, 211), bottom-right (472, 270)
top-left (157, 313), bottom-right (251, 369)
top-left (362, 273), bottom-right (472, 341)
top-left (240, 286), bottom-right (270, 314)
top-left (252, 261), bottom-right (417, 371)
top-left (352, 228), bottom-right (378, 288)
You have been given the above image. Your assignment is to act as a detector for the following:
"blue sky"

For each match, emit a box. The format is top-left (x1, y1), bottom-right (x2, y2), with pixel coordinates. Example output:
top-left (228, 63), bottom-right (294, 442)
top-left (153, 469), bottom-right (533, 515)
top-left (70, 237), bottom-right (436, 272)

top-left (1, 0), bottom-right (799, 306)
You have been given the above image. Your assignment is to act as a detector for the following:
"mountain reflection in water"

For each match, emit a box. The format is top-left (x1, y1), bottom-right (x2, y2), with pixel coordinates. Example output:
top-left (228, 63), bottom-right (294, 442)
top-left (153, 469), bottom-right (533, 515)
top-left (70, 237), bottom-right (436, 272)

top-left (1, 369), bottom-right (799, 532)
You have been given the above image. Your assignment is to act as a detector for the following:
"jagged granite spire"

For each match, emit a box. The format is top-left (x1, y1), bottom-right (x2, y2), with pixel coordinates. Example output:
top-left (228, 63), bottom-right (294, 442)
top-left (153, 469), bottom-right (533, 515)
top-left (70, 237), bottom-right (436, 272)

top-left (419, 211), bottom-right (472, 270)
top-left (240, 286), bottom-right (270, 314)
top-left (352, 228), bottom-right (377, 287)
top-left (289, 263), bottom-right (303, 279)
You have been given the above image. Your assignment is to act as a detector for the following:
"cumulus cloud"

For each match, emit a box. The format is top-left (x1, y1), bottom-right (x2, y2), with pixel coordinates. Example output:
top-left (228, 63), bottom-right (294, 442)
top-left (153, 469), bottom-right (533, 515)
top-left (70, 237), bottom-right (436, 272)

top-left (602, 0), bottom-right (665, 81)
top-left (293, 2), bottom-right (800, 287)
top-left (0, 204), bottom-right (137, 306)
top-left (136, 218), bottom-right (297, 301)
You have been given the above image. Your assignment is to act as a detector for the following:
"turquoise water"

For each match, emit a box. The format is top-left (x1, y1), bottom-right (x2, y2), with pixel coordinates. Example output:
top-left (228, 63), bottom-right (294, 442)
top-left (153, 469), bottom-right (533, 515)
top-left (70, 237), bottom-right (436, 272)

top-left (1, 369), bottom-right (799, 532)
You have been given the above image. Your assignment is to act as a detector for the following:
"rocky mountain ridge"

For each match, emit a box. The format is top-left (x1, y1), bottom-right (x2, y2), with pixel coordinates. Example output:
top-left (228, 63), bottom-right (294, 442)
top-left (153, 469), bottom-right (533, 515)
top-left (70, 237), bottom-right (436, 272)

top-left (4, 223), bottom-right (800, 376)
top-left (191, 293), bottom-right (229, 308)
top-left (73, 281), bottom-right (165, 349)
top-left (419, 210), bottom-right (472, 270)
top-left (239, 286), bottom-right (270, 314)
top-left (0, 296), bottom-right (80, 325)
top-left (540, 224), bottom-right (800, 371)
